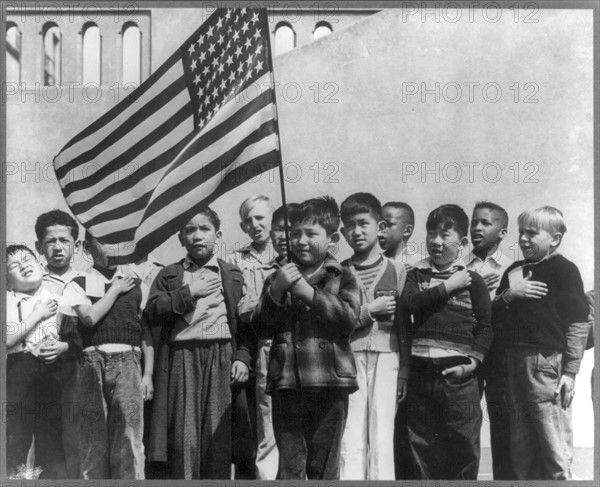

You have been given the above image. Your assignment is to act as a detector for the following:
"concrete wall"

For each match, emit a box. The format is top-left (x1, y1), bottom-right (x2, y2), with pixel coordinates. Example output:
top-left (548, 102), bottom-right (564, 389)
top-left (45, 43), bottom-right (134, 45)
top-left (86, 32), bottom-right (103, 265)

top-left (5, 7), bottom-right (595, 446)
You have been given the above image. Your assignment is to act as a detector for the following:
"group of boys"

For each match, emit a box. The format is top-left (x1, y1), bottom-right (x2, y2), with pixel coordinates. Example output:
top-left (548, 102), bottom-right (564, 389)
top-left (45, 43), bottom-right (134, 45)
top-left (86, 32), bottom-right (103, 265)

top-left (5, 194), bottom-right (592, 481)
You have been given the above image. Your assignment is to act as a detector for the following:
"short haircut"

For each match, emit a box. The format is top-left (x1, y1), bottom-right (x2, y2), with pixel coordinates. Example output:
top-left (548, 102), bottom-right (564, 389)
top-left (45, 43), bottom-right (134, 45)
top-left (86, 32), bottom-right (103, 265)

top-left (426, 204), bottom-right (469, 238)
top-left (340, 193), bottom-right (382, 222)
top-left (473, 201), bottom-right (509, 228)
top-left (272, 203), bottom-right (299, 224)
top-left (239, 194), bottom-right (276, 220)
top-left (518, 206), bottom-right (567, 236)
top-left (35, 209), bottom-right (79, 241)
top-left (291, 196), bottom-right (340, 236)
top-left (382, 201), bottom-right (415, 226)
top-left (6, 244), bottom-right (36, 261)
top-left (181, 207), bottom-right (222, 232)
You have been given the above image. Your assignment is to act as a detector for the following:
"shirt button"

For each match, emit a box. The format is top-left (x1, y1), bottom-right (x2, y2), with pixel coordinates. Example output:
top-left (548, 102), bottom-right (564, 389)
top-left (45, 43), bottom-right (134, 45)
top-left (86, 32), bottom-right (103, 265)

top-left (295, 343), bottom-right (302, 350)
top-left (319, 342), bottom-right (326, 349)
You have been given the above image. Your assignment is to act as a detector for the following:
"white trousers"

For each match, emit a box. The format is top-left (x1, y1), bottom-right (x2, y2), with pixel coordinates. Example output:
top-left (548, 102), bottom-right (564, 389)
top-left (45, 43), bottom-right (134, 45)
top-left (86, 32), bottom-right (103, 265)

top-left (255, 339), bottom-right (279, 479)
top-left (340, 351), bottom-right (399, 480)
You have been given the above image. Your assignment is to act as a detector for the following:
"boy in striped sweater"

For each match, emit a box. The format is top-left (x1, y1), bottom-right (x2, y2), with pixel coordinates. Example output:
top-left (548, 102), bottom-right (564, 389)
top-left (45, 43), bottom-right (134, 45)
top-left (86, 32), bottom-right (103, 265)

top-left (338, 193), bottom-right (409, 480)
top-left (403, 204), bottom-right (492, 480)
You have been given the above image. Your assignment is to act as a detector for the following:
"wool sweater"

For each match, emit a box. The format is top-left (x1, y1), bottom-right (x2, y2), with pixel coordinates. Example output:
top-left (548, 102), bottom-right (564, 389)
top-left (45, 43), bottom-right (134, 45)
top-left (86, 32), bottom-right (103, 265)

top-left (402, 264), bottom-right (493, 363)
top-left (493, 254), bottom-right (589, 374)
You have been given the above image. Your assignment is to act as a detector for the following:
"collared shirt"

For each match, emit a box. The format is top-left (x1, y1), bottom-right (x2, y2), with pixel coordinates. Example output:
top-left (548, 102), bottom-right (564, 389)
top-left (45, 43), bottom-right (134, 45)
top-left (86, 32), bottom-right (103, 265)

top-left (228, 243), bottom-right (280, 322)
top-left (170, 254), bottom-right (231, 342)
top-left (6, 288), bottom-right (62, 354)
top-left (463, 249), bottom-right (513, 298)
top-left (42, 266), bottom-right (82, 296)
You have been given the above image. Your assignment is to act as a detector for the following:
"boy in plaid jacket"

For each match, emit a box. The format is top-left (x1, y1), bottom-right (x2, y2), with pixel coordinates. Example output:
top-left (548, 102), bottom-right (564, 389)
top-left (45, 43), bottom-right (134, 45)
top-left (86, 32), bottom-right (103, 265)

top-left (256, 196), bottom-right (360, 480)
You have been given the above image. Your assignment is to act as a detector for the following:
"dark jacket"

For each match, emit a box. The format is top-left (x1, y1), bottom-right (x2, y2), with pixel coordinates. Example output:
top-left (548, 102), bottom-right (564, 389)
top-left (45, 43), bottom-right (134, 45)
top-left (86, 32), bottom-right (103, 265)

top-left (144, 258), bottom-right (255, 463)
top-left (256, 255), bottom-right (361, 394)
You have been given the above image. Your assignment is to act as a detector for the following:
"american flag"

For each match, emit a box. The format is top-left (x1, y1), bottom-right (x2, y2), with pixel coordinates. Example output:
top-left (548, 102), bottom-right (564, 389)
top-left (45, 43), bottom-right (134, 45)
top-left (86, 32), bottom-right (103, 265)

top-left (53, 8), bottom-right (281, 263)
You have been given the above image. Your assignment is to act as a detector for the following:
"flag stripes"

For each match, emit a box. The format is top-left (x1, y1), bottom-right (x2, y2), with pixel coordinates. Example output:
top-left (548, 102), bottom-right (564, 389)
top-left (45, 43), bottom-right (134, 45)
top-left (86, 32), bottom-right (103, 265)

top-left (53, 8), bottom-right (281, 263)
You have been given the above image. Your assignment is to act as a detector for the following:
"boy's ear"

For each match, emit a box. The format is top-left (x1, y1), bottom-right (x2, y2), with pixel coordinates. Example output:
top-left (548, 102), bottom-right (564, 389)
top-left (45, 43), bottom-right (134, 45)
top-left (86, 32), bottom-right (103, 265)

top-left (82, 240), bottom-right (90, 254)
top-left (498, 228), bottom-right (508, 240)
top-left (340, 227), bottom-right (347, 240)
top-left (328, 232), bottom-right (341, 246)
top-left (239, 221), bottom-right (248, 235)
top-left (460, 236), bottom-right (469, 247)
top-left (177, 232), bottom-right (184, 247)
top-left (35, 240), bottom-right (43, 255)
top-left (377, 221), bottom-right (387, 233)
top-left (74, 240), bottom-right (81, 253)
top-left (403, 224), bottom-right (414, 239)
top-left (551, 232), bottom-right (563, 249)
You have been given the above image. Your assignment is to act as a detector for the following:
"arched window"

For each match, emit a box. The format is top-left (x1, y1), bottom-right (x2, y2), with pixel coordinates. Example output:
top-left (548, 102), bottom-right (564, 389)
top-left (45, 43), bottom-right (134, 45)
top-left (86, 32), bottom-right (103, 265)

top-left (274, 23), bottom-right (295, 56)
top-left (43, 23), bottom-right (61, 85)
top-left (82, 23), bottom-right (101, 85)
top-left (313, 22), bottom-right (333, 40)
top-left (6, 22), bottom-right (21, 84)
top-left (122, 22), bottom-right (141, 86)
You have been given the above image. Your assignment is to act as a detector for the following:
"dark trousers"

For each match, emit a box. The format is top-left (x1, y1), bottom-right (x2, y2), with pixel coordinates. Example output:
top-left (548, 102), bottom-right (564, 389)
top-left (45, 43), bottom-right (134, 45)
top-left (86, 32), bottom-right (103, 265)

top-left (6, 352), bottom-right (67, 478)
top-left (481, 347), bottom-right (516, 480)
top-left (406, 357), bottom-right (482, 480)
top-left (394, 399), bottom-right (415, 479)
top-left (272, 389), bottom-right (348, 480)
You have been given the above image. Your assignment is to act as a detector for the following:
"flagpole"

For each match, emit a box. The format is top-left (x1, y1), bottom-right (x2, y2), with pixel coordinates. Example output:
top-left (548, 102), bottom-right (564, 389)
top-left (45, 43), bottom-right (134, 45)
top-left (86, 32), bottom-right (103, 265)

top-left (265, 13), bottom-right (292, 260)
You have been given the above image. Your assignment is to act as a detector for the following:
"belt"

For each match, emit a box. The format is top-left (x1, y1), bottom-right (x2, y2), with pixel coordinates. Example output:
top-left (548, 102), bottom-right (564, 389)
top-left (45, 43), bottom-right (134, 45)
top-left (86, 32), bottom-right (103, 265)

top-left (83, 344), bottom-right (141, 353)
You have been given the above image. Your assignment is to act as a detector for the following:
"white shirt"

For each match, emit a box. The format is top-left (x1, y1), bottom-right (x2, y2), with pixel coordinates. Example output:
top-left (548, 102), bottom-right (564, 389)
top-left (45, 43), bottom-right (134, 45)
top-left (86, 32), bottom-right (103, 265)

top-left (463, 248), bottom-right (513, 298)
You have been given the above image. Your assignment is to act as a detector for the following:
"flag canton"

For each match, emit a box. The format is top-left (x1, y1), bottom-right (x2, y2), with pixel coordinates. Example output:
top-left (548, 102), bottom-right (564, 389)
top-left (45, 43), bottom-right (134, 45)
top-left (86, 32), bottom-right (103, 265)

top-left (181, 8), bottom-right (271, 130)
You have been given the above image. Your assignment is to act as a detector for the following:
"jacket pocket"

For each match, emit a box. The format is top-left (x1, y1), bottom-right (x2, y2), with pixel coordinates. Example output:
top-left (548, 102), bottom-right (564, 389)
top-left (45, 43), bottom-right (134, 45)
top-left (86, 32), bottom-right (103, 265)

top-left (268, 342), bottom-right (287, 381)
top-left (536, 352), bottom-right (561, 379)
top-left (332, 340), bottom-right (357, 378)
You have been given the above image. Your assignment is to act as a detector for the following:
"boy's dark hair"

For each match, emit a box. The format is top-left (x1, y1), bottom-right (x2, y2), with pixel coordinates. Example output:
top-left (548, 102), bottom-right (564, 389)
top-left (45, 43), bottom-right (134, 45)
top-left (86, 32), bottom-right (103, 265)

top-left (340, 193), bottom-right (382, 222)
top-left (382, 201), bottom-right (415, 226)
top-left (473, 201), bottom-right (509, 228)
top-left (291, 196), bottom-right (340, 236)
top-left (180, 207), bottom-right (221, 232)
top-left (6, 244), bottom-right (37, 261)
top-left (35, 209), bottom-right (79, 241)
top-left (426, 204), bottom-right (469, 238)
top-left (272, 203), bottom-right (299, 224)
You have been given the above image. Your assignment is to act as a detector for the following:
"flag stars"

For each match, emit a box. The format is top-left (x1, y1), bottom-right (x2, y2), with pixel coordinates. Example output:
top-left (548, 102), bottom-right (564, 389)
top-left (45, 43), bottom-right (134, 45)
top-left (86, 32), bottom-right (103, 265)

top-left (256, 44), bottom-right (263, 55)
top-left (207, 25), bottom-right (215, 37)
top-left (234, 45), bottom-right (243, 58)
top-left (208, 43), bottom-right (216, 55)
top-left (196, 34), bottom-right (204, 47)
top-left (232, 30), bottom-right (240, 41)
top-left (190, 58), bottom-right (198, 71)
top-left (217, 34), bottom-right (225, 45)
top-left (212, 57), bottom-right (219, 68)
top-left (217, 63), bottom-right (225, 74)
top-left (228, 71), bottom-right (236, 83)
top-left (188, 43), bottom-right (196, 56)
top-left (254, 60), bottom-right (264, 73)
top-left (225, 55), bottom-right (234, 67)
top-left (253, 29), bottom-right (262, 41)
top-left (199, 50), bottom-right (207, 62)
top-left (220, 78), bottom-right (228, 91)
top-left (244, 37), bottom-right (252, 49)
top-left (193, 73), bottom-right (201, 85)
top-left (250, 12), bottom-right (259, 24)
top-left (197, 86), bottom-right (204, 97)
top-left (203, 65), bottom-right (210, 76)
top-left (216, 17), bottom-right (223, 29)
top-left (241, 21), bottom-right (250, 33)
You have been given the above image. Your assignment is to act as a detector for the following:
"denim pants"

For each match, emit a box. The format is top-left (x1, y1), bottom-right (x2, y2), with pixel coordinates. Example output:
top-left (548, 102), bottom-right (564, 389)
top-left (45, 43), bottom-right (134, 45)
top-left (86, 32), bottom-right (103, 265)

top-left (6, 352), bottom-right (67, 478)
top-left (78, 348), bottom-right (145, 479)
top-left (272, 389), bottom-right (349, 480)
top-left (505, 348), bottom-right (570, 480)
top-left (406, 357), bottom-right (482, 480)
